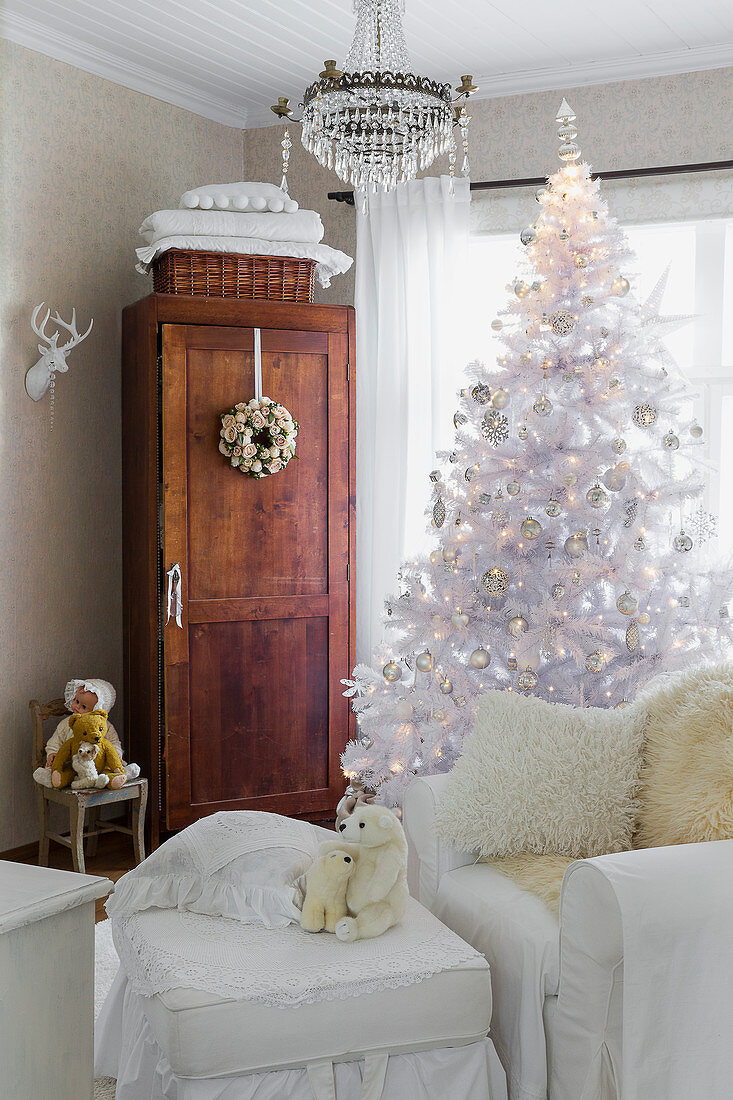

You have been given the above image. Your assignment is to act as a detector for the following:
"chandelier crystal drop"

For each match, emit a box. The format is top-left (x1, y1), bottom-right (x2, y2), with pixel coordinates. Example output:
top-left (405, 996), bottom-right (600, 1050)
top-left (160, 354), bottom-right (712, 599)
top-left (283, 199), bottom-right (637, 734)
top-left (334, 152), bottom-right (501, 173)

top-left (272, 0), bottom-right (476, 192)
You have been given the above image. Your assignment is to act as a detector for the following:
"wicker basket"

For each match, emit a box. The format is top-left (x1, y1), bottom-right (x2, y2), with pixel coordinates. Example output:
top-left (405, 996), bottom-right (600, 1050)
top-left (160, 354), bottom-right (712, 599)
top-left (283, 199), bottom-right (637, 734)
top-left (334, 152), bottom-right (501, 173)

top-left (152, 249), bottom-right (317, 302)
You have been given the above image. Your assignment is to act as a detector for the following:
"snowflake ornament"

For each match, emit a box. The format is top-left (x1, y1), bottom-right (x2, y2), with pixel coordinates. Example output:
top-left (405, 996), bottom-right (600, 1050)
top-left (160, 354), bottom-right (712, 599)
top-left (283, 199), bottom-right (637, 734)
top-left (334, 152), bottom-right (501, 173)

top-left (686, 506), bottom-right (717, 545)
top-left (482, 412), bottom-right (510, 446)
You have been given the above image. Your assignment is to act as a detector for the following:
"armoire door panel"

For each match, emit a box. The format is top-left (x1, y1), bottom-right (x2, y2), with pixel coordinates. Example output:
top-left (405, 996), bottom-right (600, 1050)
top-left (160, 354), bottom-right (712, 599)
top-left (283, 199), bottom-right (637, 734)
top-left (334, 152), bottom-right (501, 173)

top-left (161, 318), bottom-right (352, 831)
top-left (188, 617), bottom-right (330, 804)
top-left (184, 330), bottom-right (329, 601)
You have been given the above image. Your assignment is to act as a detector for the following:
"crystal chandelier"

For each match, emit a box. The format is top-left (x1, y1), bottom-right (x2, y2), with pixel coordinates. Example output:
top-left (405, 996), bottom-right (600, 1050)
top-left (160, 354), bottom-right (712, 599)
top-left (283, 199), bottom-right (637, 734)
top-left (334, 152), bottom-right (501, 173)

top-left (271, 0), bottom-right (477, 192)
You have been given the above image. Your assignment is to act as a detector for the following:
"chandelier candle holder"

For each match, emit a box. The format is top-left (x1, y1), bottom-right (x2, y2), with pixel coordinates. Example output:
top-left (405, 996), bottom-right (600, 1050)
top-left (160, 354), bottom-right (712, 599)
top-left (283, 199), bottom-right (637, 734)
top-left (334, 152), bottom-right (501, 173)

top-left (271, 0), bottom-right (477, 191)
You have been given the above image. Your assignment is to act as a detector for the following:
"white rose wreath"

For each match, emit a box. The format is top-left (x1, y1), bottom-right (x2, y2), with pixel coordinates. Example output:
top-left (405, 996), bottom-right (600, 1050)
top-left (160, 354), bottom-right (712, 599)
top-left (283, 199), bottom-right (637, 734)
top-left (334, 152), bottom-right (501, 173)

top-left (218, 397), bottom-right (298, 478)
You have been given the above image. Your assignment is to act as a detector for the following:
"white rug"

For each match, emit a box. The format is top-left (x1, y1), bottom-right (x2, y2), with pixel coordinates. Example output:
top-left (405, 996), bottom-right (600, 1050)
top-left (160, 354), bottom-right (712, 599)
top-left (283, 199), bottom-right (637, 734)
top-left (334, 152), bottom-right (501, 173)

top-left (95, 920), bottom-right (119, 1099)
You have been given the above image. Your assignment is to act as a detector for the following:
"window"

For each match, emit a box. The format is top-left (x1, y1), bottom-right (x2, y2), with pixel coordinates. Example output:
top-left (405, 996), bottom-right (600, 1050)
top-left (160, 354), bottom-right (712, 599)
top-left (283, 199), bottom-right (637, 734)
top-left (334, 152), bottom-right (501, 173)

top-left (462, 171), bottom-right (733, 548)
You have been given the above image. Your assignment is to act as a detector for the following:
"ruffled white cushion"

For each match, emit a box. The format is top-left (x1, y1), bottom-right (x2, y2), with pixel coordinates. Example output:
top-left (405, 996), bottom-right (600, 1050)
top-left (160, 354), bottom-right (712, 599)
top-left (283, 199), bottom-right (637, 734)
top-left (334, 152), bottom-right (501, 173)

top-left (106, 811), bottom-right (332, 929)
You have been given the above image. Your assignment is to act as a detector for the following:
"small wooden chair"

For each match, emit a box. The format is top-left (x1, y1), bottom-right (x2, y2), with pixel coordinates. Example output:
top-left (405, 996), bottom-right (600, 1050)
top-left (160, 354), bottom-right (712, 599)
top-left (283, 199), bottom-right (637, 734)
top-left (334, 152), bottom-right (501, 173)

top-left (31, 697), bottom-right (148, 874)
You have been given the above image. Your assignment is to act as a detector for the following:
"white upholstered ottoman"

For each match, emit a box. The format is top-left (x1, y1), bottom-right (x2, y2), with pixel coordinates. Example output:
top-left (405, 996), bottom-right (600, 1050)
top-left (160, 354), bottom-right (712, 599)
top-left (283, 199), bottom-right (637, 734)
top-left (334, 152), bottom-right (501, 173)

top-left (96, 898), bottom-right (507, 1099)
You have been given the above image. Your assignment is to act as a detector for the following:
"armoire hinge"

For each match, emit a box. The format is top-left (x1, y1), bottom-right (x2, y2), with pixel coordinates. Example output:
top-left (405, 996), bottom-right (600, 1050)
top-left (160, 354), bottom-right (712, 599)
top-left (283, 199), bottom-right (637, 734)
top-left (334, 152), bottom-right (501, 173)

top-left (347, 362), bottom-right (350, 381)
top-left (347, 563), bottom-right (350, 581)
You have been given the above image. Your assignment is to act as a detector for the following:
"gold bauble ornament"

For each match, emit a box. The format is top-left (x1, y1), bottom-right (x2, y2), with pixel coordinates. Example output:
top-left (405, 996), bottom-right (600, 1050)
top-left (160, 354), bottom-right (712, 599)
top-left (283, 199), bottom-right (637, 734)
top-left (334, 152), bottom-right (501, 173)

top-left (415, 650), bottom-right (433, 673)
top-left (616, 590), bottom-right (638, 616)
top-left (637, 612), bottom-right (651, 625)
top-left (690, 422), bottom-right (703, 439)
top-left (564, 533), bottom-right (587, 559)
top-left (574, 254), bottom-right (588, 268)
top-left (491, 319), bottom-right (503, 331)
top-left (383, 661), bottom-right (402, 682)
top-left (442, 545), bottom-right (457, 563)
top-left (470, 646), bottom-right (490, 669)
top-left (507, 479), bottom-right (520, 496)
top-left (585, 650), bottom-right (606, 673)
top-left (612, 276), bottom-right (630, 296)
top-left (492, 388), bottom-right (509, 409)
top-left (439, 678), bottom-right (454, 695)
top-left (520, 516), bottom-right (542, 540)
top-left (507, 614), bottom-right (528, 637)
top-left (545, 497), bottom-right (562, 517)
top-left (586, 483), bottom-right (608, 508)
top-left (517, 666), bottom-right (538, 691)
top-left (481, 567), bottom-right (510, 595)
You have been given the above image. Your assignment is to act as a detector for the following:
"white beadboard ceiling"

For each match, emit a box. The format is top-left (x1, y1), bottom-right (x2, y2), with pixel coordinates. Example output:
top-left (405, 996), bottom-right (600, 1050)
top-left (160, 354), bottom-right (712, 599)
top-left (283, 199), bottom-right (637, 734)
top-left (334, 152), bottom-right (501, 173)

top-left (2, 0), bottom-right (733, 130)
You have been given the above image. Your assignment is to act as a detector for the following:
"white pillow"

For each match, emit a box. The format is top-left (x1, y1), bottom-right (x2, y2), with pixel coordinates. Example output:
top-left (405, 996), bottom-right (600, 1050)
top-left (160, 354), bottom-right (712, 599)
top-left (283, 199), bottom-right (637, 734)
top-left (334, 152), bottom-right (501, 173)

top-left (435, 691), bottom-right (646, 859)
top-left (138, 208), bottom-right (324, 246)
top-left (180, 182), bottom-right (299, 214)
top-left (106, 811), bottom-right (331, 928)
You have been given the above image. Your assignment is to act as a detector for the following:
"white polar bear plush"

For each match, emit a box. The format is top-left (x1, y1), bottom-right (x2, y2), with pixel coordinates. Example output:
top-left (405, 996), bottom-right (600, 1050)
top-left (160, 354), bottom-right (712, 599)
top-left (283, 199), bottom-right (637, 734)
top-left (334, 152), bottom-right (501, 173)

top-left (300, 849), bottom-right (355, 933)
top-left (322, 803), bottom-right (409, 942)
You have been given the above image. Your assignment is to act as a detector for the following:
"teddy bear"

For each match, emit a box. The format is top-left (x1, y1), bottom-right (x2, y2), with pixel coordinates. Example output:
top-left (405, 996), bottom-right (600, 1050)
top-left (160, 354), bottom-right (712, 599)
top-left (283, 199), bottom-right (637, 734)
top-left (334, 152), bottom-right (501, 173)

top-left (319, 803), bottom-right (409, 942)
top-left (300, 849), bottom-right (355, 933)
top-left (51, 710), bottom-right (126, 790)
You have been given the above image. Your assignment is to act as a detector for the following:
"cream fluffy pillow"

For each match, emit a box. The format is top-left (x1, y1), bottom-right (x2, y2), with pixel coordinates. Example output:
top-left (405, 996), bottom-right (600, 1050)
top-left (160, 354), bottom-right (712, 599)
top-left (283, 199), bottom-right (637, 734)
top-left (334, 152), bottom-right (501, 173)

top-left (435, 690), bottom-right (646, 859)
top-left (636, 664), bottom-right (733, 848)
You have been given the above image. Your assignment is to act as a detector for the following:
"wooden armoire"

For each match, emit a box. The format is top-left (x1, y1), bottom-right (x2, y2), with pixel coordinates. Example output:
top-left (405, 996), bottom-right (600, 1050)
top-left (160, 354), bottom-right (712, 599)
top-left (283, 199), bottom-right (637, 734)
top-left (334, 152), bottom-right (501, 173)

top-left (121, 295), bottom-right (356, 846)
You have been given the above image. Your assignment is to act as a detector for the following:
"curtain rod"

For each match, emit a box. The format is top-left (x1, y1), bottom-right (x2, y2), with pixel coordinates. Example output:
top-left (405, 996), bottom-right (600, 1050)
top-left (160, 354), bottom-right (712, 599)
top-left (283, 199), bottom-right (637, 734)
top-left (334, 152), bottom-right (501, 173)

top-left (326, 159), bottom-right (733, 205)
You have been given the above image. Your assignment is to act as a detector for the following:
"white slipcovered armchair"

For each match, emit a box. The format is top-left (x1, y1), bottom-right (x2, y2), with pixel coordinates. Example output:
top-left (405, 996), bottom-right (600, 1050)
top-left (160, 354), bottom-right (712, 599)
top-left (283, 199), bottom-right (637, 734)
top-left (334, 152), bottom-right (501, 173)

top-left (403, 772), bottom-right (733, 1100)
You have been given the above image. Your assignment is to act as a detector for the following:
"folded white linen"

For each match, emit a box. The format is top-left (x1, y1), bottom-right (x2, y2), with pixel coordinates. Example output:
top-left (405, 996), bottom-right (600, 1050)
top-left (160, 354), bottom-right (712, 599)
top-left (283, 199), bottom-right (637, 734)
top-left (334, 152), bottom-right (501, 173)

top-left (136, 235), bottom-right (353, 288)
top-left (139, 209), bottom-right (324, 246)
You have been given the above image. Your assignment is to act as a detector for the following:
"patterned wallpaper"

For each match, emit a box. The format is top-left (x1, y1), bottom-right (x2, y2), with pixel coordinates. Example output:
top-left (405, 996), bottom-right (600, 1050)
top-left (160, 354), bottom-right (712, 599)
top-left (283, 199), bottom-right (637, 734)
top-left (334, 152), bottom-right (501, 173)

top-left (0, 39), bottom-right (244, 851)
top-left (243, 67), bottom-right (733, 306)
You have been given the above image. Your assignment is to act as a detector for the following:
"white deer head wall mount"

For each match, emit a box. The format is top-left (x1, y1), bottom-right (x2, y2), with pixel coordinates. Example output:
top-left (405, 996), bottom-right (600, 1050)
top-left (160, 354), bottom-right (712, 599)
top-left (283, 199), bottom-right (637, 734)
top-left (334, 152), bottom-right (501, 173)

top-left (26, 302), bottom-right (93, 407)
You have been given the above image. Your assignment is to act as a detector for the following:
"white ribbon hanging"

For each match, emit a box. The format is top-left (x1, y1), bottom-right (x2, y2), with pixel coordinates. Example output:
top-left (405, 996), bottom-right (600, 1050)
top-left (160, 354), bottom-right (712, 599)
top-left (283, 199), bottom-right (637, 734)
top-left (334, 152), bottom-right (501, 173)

top-left (166, 562), bottom-right (183, 628)
top-left (306, 1053), bottom-right (388, 1100)
top-left (254, 327), bottom-right (263, 403)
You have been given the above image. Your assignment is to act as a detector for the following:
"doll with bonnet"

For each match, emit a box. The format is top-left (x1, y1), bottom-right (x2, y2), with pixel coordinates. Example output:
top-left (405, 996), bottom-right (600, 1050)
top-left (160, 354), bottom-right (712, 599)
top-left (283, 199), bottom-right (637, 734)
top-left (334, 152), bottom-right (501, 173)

top-left (32, 678), bottom-right (140, 788)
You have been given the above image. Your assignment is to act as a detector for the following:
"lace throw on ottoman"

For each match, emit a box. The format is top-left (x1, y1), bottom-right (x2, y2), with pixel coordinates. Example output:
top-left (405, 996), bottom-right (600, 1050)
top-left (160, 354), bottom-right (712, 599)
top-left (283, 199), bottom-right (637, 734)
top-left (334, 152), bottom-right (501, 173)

top-left (112, 897), bottom-right (481, 1006)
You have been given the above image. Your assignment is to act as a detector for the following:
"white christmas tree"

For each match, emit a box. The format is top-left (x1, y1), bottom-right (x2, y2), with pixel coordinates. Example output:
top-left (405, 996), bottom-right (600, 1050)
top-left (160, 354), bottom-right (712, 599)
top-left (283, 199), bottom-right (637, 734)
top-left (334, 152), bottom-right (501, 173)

top-left (342, 101), bottom-right (733, 806)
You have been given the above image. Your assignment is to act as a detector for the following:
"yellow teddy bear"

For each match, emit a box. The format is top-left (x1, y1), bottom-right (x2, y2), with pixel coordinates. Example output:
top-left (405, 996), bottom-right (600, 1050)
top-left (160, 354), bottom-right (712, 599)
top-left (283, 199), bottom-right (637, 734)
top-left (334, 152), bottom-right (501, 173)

top-left (51, 710), bottom-right (126, 790)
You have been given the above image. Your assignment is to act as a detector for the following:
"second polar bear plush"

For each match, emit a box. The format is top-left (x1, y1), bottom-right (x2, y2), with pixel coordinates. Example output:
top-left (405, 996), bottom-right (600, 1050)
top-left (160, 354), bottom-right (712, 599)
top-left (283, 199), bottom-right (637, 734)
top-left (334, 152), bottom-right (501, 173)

top-left (324, 802), bottom-right (409, 941)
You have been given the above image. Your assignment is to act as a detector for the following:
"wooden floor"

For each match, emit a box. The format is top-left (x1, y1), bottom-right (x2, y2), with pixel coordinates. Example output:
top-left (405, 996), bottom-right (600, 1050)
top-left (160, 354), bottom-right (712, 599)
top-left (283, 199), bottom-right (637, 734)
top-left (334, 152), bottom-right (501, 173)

top-left (16, 832), bottom-right (136, 923)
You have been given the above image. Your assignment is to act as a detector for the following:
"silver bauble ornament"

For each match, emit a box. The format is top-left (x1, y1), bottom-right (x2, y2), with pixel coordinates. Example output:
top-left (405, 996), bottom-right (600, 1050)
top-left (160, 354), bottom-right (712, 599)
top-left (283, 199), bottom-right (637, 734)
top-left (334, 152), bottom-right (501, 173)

top-left (663, 430), bottom-right (680, 451)
top-left (564, 533), bottom-right (587, 558)
top-left (433, 709), bottom-right (445, 721)
top-left (564, 473), bottom-right (578, 486)
top-left (616, 590), bottom-right (638, 616)
top-left (545, 497), bottom-right (562, 517)
top-left (451, 611), bottom-right (469, 628)
top-left (429, 469), bottom-right (441, 483)
top-left (633, 403), bottom-right (657, 428)
top-left (535, 186), bottom-right (547, 201)
top-left (429, 549), bottom-right (441, 564)
top-left (518, 424), bottom-right (529, 440)
top-left (382, 661), bottom-right (402, 683)
top-left (360, 735), bottom-right (373, 748)
top-left (533, 395), bottom-right (553, 417)
top-left (678, 596), bottom-right (690, 607)
top-left (611, 277), bottom-right (630, 296)
top-left (478, 492), bottom-right (491, 505)
top-left (481, 567), bottom-right (510, 595)
top-left (507, 656), bottom-right (518, 671)
top-left (625, 621), bottom-right (639, 652)
top-left (520, 516), bottom-right (542, 540)
top-left (507, 614), bottom-right (528, 637)
top-left (490, 319), bottom-right (503, 331)
top-left (514, 280), bottom-right (529, 298)
top-left (558, 230), bottom-right (569, 241)
top-left (582, 294), bottom-right (594, 306)
top-left (520, 226), bottom-right (537, 245)
top-left (586, 483), bottom-right (608, 508)
top-left (518, 666), bottom-right (538, 691)
top-left (633, 536), bottom-right (645, 551)
top-left (471, 383), bottom-right (491, 404)
top-left (585, 650), bottom-right (606, 673)
top-left (594, 356), bottom-right (609, 369)
top-left (465, 464), bottom-right (479, 482)
top-left (415, 650), bottom-right (433, 673)
top-left (491, 388), bottom-right (509, 409)
top-left (439, 678), bottom-right (454, 695)
top-left (470, 646), bottom-right (490, 669)
top-left (442, 545), bottom-right (457, 563)
top-left (637, 612), bottom-right (651, 625)
top-left (572, 570), bottom-right (582, 586)
top-left (453, 411), bottom-right (468, 428)
top-left (690, 422), bottom-right (703, 438)
top-left (507, 479), bottom-right (520, 496)
top-left (673, 530), bottom-right (693, 553)
top-left (602, 466), bottom-right (626, 492)
top-left (550, 309), bottom-right (576, 336)
top-left (574, 254), bottom-right (588, 268)
top-left (613, 438), bottom-right (627, 454)
top-left (551, 582), bottom-right (565, 600)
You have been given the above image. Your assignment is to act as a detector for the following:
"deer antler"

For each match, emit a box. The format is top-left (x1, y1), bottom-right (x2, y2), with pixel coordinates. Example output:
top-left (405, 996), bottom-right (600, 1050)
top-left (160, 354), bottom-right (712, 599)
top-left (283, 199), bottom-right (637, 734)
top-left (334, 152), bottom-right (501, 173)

top-left (30, 303), bottom-right (54, 345)
top-left (50, 307), bottom-right (94, 352)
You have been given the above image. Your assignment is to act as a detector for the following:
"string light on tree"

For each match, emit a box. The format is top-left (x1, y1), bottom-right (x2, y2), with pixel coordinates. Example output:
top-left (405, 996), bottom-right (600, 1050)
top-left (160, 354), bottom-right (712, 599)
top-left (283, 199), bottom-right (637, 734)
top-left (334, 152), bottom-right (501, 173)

top-left (341, 100), bottom-right (733, 808)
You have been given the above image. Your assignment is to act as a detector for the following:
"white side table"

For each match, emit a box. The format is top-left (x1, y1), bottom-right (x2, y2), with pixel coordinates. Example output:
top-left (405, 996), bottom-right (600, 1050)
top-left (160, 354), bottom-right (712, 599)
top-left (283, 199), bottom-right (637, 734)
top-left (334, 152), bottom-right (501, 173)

top-left (0, 860), bottom-right (112, 1100)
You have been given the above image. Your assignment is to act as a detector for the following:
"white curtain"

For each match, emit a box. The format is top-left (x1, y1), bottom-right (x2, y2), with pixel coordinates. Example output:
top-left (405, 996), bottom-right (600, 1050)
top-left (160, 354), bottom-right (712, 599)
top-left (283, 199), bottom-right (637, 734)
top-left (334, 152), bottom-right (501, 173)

top-left (355, 175), bottom-right (471, 662)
